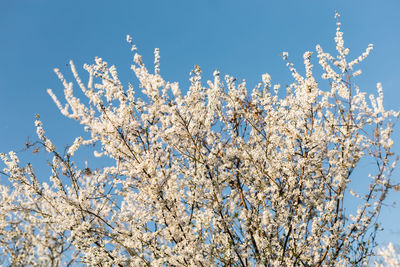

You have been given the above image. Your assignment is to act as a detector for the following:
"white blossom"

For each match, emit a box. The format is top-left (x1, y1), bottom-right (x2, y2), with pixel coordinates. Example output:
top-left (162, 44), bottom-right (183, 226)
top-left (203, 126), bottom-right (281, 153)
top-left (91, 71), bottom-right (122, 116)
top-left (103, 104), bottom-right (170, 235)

top-left (0, 14), bottom-right (398, 266)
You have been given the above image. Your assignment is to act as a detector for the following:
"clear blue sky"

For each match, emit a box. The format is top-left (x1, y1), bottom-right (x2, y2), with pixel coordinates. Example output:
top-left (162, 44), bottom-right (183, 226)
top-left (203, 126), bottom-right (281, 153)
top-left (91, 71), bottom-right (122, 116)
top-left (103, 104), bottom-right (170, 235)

top-left (1, 0), bottom-right (399, 248)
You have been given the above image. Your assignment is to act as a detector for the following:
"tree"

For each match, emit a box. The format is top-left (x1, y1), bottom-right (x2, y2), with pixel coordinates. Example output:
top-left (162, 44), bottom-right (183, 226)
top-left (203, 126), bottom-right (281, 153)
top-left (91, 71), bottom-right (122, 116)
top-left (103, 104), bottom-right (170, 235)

top-left (0, 13), bottom-right (399, 266)
top-left (375, 243), bottom-right (400, 267)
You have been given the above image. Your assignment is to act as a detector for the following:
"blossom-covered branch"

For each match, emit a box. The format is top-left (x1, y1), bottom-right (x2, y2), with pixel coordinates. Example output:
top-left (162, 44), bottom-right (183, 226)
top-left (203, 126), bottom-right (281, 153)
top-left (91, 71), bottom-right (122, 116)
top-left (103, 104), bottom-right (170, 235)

top-left (0, 13), bottom-right (399, 266)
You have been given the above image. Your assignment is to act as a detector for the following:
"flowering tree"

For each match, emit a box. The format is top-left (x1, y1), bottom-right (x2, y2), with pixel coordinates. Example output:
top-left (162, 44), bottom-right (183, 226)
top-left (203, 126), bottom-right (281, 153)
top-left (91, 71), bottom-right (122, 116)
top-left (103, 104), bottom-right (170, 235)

top-left (1, 14), bottom-right (399, 266)
top-left (375, 243), bottom-right (400, 267)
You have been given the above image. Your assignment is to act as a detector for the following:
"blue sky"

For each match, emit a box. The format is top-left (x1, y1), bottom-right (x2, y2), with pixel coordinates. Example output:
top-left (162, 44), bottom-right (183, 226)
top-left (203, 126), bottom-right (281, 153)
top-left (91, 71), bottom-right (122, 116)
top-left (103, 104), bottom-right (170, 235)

top-left (1, 0), bottom-right (400, 248)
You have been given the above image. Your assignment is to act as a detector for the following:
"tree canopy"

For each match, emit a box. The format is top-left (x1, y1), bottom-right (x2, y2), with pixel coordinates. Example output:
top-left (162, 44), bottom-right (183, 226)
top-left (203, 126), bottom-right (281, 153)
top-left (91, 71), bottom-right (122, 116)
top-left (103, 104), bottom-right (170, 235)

top-left (0, 13), bottom-right (399, 266)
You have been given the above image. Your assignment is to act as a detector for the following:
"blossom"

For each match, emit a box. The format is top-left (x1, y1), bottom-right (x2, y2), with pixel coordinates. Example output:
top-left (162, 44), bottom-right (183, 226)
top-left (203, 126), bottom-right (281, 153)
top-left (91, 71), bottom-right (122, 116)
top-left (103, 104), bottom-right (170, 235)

top-left (0, 14), bottom-right (398, 266)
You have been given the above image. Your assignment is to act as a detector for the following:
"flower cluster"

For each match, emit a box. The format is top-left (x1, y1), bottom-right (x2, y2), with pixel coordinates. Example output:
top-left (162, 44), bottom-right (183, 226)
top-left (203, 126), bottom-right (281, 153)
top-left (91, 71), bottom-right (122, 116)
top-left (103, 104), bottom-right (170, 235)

top-left (0, 15), bottom-right (399, 266)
